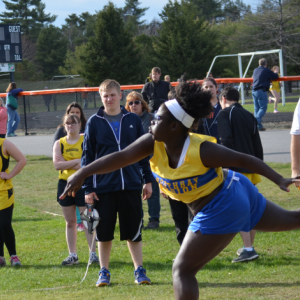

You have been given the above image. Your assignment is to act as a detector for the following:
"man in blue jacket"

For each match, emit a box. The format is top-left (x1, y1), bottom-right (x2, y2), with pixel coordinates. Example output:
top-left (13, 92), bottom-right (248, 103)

top-left (252, 58), bottom-right (279, 131)
top-left (82, 79), bottom-right (153, 287)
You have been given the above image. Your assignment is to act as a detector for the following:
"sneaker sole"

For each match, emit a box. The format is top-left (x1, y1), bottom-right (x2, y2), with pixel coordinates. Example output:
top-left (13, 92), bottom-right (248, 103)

top-left (232, 254), bottom-right (259, 263)
top-left (62, 261), bottom-right (79, 266)
top-left (96, 282), bottom-right (110, 287)
top-left (135, 280), bottom-right (151, 285)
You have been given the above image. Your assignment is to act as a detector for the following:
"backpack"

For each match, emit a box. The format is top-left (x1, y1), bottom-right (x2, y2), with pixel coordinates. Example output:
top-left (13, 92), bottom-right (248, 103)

top-left (6, 93), bottom-right (18, 110)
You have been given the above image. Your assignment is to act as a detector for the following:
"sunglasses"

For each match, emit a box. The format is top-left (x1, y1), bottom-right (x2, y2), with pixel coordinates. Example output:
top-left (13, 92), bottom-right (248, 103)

top-left (128, 100), bottom-right (141, 106)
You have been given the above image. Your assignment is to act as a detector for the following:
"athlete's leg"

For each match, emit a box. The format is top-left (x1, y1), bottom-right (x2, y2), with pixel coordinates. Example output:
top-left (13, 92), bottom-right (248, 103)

top-left (254, 199), bottom-right (300, 231)
top-left (78, 206), bottom-right (96, 252)
top-left (173, 230), bottom-right (236, 300)
top-left (127, 240), bottom-right (142, 269)
top-left (61, 205), bottom-right (77, 253)
top-left (99, 241), bottom-right (112, 269)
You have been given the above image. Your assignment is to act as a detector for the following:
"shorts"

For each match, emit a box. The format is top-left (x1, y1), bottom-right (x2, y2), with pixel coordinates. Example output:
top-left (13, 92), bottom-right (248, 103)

top-left (188, 170), bottom-right (266, 235)
top-left (57, 179), bottom-right (85, 207)
top-left (94, 190), bottom-right (143, 242)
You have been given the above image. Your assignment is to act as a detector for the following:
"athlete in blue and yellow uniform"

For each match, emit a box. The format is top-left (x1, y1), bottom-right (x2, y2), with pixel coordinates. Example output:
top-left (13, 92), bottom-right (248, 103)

top-left (53, 113), bottom-right (98, 266)
top-left (0, 138), bottom-right (26, 267)
top-left (61, 80), bottom-right (300, 300)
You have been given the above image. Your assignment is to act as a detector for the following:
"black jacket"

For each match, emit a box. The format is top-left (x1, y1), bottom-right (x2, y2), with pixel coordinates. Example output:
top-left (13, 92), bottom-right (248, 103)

top-left (217, 102), bottom-right (263, 174)
top-left (141, 80), bottom-right (170, 103)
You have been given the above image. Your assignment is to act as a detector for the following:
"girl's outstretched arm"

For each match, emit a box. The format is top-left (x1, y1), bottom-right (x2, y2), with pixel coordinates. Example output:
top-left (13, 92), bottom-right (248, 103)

top-left (200, 141), bottom-right (296, 192)
top-left (60, 133), bottom-right (154, 198)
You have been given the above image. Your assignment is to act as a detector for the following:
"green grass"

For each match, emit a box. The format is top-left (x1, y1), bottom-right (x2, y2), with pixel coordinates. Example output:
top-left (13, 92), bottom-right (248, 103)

top-left (242, 101), bottom-right (298, 114)
top-left (1, 157), bottom-right (300, 299)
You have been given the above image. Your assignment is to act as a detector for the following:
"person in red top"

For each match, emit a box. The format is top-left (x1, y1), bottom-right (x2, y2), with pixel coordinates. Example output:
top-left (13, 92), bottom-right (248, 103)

top-left (0, 98), bottom-right (7, 138)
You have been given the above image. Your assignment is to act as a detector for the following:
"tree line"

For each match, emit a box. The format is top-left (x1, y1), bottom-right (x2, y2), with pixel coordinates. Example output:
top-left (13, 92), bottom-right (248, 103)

top-left (1, 0), bottom-right (300, 85)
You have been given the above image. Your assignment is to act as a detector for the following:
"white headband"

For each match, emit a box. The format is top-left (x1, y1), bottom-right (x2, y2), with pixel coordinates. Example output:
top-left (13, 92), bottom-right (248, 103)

top-left (165, 99), bottom-right (195, 128)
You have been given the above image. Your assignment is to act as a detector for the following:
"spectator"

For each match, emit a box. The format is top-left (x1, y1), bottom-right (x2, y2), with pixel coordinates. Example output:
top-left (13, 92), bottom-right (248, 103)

top-left (125, 91), bottom-right (160, 229)
top-left (145, 73), bottom-right (152, 84)
top-left (218, 87), bottom-right (263, 263)
top-left (82, 79), bottom-right (152, 286)
top-left (0, 98), bottom-right (7, 138)
top-left (202, 77), bottom-right (222, 143)
top-left (0, 138), bottom-right (27, 267)
top-left (5, 82), bottom-right (23, 137)
top-left (252, 58), bottom-right (278, 131)
top-left (269, 66), bottom-right (282, 113)
top-left (142, 67), bottom-right (171, 112)
top-left (291, 98), bottom-right (300, 186)
top-left (43, 87), bottom-right (52, 112)
top-left (164, 75), bottom-right (170, 82)
top-left (53, 114), bottom-right (98, 265)
top-left (82, 83), bottom-right (89, 109)
top-left (53, 102), bottom-right (87, 232)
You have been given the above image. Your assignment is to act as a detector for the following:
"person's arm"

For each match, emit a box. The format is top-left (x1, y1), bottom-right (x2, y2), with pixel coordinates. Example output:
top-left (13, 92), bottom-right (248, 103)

top-left (200, 141), bottom-right (295, 192)
top-left (60, 133), bottom-right (155, 198)
top-left (291, 134), bottom-right (300, 179)
top-left (10, 88), bottom-right (23, 97)
top-left (53, 126), bottom-right (66, 147)
top-left (217, 110), bottom-right (234, 150)
top-left (52, 140), bottom-right (81, 171)
top-left (141, 84), bottom-right (149, 102)
top-left (0, 140), bottom-right (27, 180)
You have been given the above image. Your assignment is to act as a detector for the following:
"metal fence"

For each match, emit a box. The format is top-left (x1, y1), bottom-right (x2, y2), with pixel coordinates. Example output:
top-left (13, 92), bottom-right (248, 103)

top-left (0, 78), bottom-right (299, 135)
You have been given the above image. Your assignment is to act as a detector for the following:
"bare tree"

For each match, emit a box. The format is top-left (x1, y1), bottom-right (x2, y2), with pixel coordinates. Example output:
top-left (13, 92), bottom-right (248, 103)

top-left (229, 0), bottom-right (300, 74)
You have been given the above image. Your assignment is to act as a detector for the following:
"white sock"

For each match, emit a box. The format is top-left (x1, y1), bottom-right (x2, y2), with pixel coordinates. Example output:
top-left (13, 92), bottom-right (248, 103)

top-left (70, 253), bottom-right (77, 257)
top-left (90, 252), bottom-right (96, 255)
top-left (244, 247), bottom-right (253, 251)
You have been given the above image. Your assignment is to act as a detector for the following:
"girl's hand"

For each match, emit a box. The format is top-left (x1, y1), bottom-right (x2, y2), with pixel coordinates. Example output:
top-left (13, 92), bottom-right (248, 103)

top-left (0, 172), bottom-right (11, 180)
top-left (278, 177), bottom-right (300, 192)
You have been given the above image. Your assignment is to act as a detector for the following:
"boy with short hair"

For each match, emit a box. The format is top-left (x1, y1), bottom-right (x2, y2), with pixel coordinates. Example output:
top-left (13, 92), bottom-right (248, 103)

top-left (218, 86), bottom-right (263, 263)
top-left (82, 79), bottom-right (153, 286)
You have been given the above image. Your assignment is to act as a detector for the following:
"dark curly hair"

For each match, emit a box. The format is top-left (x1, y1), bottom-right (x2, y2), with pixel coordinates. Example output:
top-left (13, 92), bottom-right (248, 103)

top-left (164, 79), bottom-right (213, 131)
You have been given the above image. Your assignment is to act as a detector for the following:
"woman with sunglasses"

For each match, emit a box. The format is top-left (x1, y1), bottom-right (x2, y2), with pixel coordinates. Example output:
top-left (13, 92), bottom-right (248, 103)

top-left (53, 114), bottom-right (98, 266)
top-left (61, 80), bottom-right (300, 300)
top-left (125, 92), bottom-right (160, 229)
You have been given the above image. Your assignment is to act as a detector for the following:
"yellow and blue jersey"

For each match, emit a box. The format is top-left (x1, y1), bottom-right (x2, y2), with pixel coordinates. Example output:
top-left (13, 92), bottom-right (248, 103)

top-left (59, 135), bottom-right (84, 180)
top-left (150, 133), bottom-right (223, 204)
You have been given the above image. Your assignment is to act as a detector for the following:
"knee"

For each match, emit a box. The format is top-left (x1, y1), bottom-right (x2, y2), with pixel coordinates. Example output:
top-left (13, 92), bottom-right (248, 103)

top-left (172, 258), bottom-right (187, 280)
top-left (65, 219), bottom-right (76, 228)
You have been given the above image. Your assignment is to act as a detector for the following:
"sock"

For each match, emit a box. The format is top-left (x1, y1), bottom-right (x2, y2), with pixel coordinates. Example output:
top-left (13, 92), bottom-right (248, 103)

top-left (70, 253), bottom-right (77, 258)
top-left (244, 247), bottom-right (253, 251)
top-left (11, 255), bottom-right (17, 258)
top-left (90, 252), bottom-right (96, 255)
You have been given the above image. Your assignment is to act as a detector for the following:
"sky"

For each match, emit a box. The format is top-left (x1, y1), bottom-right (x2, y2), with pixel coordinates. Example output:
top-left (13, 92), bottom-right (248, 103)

top-left (0, 0), bottom-right (257, 28)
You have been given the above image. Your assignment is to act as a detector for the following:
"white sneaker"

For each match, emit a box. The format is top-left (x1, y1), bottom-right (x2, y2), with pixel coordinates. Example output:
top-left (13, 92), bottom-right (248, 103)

top-left (89, 252), bottom-right (99, 265)
top-left (62, 254), bottom-right (79, 265)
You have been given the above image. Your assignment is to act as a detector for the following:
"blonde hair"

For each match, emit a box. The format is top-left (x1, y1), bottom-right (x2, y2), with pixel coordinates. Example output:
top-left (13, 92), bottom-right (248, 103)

top-left (125, 91), bottom-right (150, 113)
top-left (99, 79), bottom-right (121, 94)
top-left (272, 65), bottom-right (279, 71)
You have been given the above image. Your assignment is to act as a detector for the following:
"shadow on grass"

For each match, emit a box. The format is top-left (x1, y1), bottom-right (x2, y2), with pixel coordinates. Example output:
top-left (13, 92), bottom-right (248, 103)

top-left (198, 281), bottom-right (300, 288)
top-left (25, 155), bottom-right (52, 162)
top-left (142, 226), bottom-right (174, 233)
top-left (12, 217), bottom-right (45, 222)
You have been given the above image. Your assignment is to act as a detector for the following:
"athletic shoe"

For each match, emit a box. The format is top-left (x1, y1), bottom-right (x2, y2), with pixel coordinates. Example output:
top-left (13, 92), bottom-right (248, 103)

top-left (10, 256), bottom-right (21, 266)
top-left (232, 249), bottom-right (259, 263)
top-left (7, 133), bottom-right (16, 137)
top-left (89, 252), bottom-right (99, 265)
top-left (144, 220), bottom-right (159, 229)
top-left (77, 223), bottom-right (85, 232)
top-left (0, 257), bottom-right (6, 267)
top-left (96, 267), bottom-right (111, 286)
top-left (236, 247), bottom-right (244, 256)
top-left (134, 265), bottom-right (151, 285)
top-left (274, 110), bottom-right (279, 113)
top-left (61, 254), bottom-right (79, 265)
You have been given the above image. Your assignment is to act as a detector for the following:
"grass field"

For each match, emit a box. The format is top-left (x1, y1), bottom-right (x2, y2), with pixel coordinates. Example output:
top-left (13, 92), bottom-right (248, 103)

top-left (1, 157), bottom-right (300, 300)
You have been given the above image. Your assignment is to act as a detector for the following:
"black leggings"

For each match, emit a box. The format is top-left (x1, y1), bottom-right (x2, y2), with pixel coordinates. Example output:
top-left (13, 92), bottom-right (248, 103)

top-left (0, 204), bottom-right (16, 257)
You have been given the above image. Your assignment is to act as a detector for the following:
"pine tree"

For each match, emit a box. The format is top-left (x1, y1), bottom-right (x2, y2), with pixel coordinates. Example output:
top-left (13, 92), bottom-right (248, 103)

top-left (36, 25), bottom-right (67, 79)
top-left (80, 2), bottom-right (140, 85)
top-left (0, 0), bottom-right (56, 40)
top-left (155, 0), bottom-right (222, 80)
top-left (121, 0), bottom-right (149, 35)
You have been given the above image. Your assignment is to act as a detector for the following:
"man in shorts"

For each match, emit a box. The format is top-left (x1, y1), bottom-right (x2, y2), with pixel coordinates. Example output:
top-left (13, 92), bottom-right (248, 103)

top-left (218, 86), bottom-right (264, 263)
top-left (82, 79), bottom-right (153, 286)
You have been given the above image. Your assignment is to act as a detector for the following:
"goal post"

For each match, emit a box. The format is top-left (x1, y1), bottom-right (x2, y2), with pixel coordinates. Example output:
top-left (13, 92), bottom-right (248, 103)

top-left (206, 49), bottom-right (285, 105)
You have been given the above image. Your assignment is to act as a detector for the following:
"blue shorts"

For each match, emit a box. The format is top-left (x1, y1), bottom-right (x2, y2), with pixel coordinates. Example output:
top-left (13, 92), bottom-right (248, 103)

top-left (188, 170), bottom-right (266, 235)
